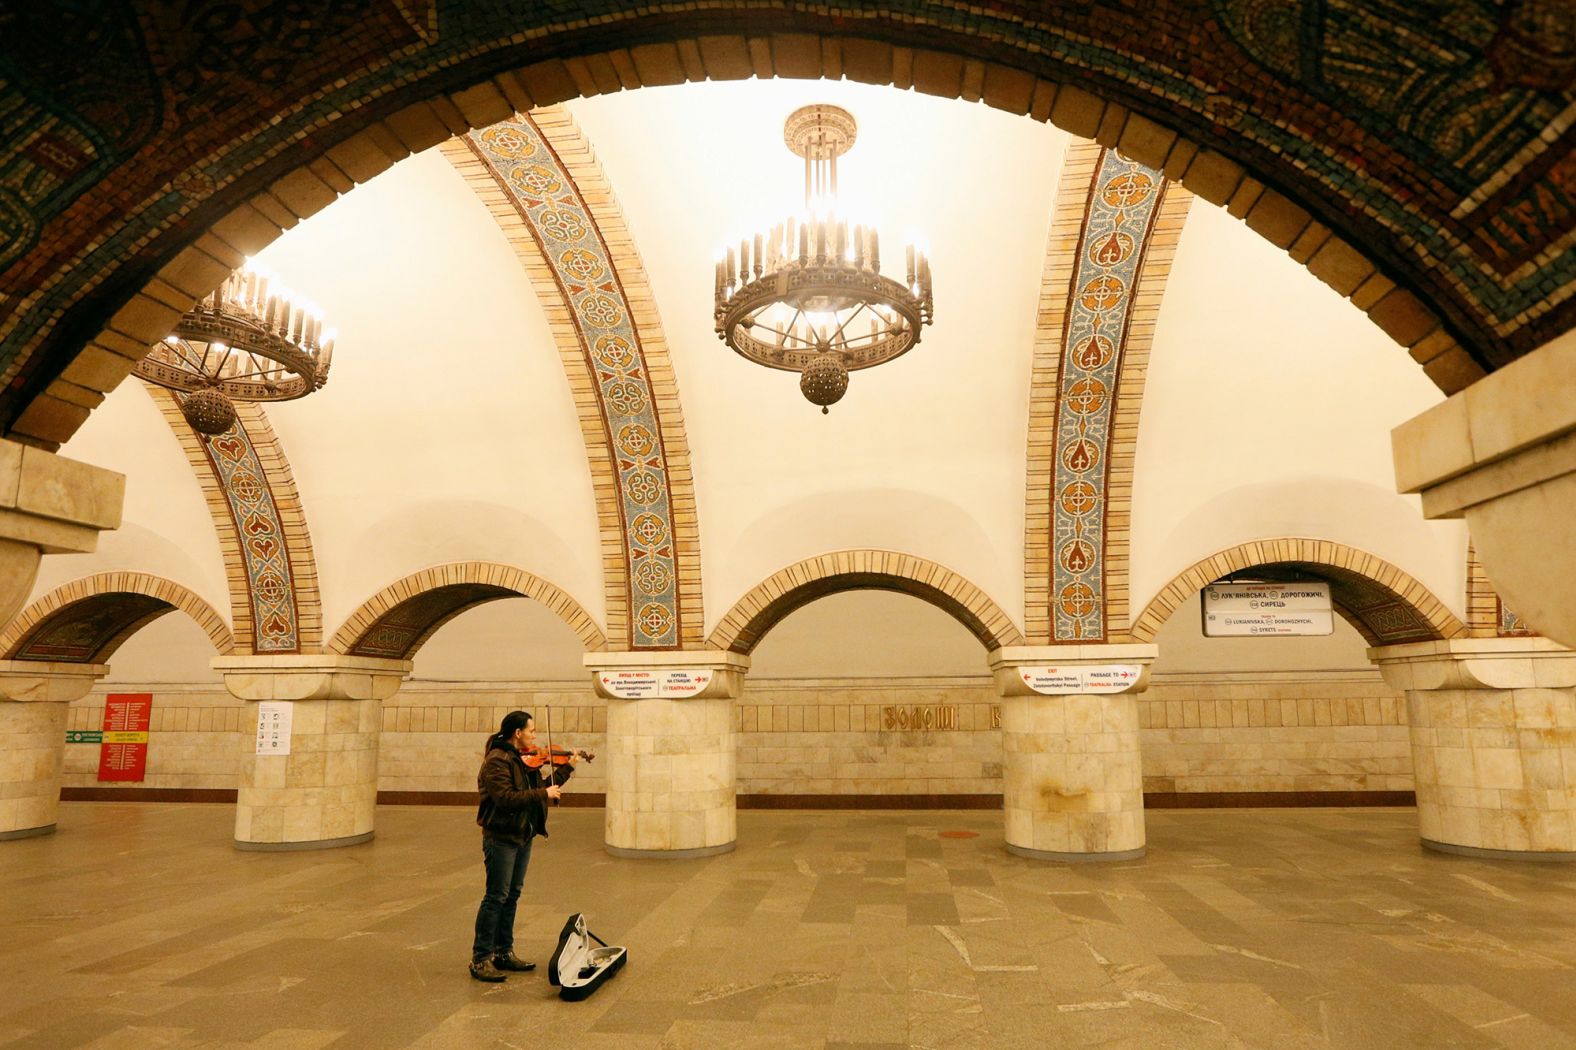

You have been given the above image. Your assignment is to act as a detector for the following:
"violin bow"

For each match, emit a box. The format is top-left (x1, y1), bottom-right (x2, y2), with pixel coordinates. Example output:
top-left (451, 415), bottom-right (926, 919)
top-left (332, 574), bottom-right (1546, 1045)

top-left (545, 704), bottom-right (561, 802)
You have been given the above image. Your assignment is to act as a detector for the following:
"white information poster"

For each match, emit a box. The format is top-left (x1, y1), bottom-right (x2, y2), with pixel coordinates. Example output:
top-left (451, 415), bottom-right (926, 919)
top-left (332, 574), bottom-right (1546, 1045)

top-left (255, 701), bottom-right (293, 755)
top-left (599, 670), bottom-right (716, 699)
top-left (1019, 665), bottom-right (1142, 695)
top-left (1202, 581), bottom-right (1334, 637)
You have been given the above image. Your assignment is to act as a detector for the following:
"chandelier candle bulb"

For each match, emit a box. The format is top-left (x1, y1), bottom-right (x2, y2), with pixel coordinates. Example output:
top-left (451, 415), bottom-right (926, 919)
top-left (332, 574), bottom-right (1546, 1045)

top-left (715, 104), bottom-right (933, 411)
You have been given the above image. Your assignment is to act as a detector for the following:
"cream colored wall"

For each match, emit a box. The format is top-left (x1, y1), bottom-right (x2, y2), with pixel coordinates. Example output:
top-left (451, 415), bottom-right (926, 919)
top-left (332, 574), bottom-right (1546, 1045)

top-left (1130, 199), bottom-right (1469, 621)
top-left (250, 148), bottom-right (607, 635)
top-left (39, 382), bottom-right (230, 621)
top-left (63, 588), bottom-right (1414, 799)
top-left (568, 81), bottom-right (1069, 635)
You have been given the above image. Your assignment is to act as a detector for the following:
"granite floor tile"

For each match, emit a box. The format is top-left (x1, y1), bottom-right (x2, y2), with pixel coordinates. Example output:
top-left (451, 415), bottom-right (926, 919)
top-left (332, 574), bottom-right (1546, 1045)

top-left (6, 805), bottom-right (1576, 1048)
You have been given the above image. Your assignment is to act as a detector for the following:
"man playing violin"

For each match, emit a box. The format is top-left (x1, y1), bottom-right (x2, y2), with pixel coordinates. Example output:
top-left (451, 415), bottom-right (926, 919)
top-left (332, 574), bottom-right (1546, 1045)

top-left (470, 709), bottom-right (577, 983)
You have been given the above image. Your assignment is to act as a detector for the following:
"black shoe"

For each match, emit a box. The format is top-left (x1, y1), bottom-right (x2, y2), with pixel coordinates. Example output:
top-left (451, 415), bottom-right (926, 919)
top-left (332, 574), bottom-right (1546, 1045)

top-left (469, 957), bottom-right (508, 982)
top-left (493, 952), bottom-right (536, 972)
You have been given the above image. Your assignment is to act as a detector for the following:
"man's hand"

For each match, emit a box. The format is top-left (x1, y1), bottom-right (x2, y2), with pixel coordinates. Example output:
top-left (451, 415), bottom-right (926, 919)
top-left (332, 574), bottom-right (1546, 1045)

top-left (546, 784), bottom-right (563, 801)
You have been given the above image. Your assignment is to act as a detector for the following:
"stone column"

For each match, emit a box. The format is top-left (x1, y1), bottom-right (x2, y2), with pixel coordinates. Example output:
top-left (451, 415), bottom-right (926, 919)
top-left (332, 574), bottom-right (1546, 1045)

top-left (989, 645), bottom-right (1156, 861)
top-left (0, 438), bottom-right (125, 626)
top-left (213, 655), bottom-right (409, 851)
top-left (0, 661), bottom-right (106, 839)
top-left (1371, 638), bottom-right (1576, 860)
top-left (1393, 331), bottom-right (1576, 649)
top-left (587, 651), bottom-right (749, 858)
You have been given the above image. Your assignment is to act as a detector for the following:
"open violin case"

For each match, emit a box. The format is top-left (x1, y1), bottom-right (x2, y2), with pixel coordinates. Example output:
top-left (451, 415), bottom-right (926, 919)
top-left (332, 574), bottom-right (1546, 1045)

top-left (548, 912), bottom-right (627, 1001)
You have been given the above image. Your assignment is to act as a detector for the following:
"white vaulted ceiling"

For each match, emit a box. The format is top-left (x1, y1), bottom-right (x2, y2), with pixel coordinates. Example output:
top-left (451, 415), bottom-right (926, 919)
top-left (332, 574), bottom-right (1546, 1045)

top-left (43, 76), bottom-right (1465, 674)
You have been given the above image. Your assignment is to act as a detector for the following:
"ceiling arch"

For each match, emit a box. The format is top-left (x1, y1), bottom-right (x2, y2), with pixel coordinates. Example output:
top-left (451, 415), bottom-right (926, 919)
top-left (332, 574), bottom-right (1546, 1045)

top-left (1, 7), bottom-right (1555, 446)
top-left (0, 571), bottom-right (234, 662)
top-left (709, 549), bottom-right (1025, 654)
top-left (330, 561), bottom-right (607, 659)
top-left (1130, 538), bottom-right (1468, 647)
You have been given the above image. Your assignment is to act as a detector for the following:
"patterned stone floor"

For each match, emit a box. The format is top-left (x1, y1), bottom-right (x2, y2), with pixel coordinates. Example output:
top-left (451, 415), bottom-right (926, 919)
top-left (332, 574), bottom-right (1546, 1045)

top-left (5, 804), bottom-right (1576, 1048)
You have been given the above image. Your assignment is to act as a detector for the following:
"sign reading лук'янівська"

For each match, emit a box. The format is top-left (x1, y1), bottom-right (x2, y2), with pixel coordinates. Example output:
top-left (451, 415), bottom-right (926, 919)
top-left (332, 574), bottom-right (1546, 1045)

top-left (1202, 581), bottom-right (1334, 637)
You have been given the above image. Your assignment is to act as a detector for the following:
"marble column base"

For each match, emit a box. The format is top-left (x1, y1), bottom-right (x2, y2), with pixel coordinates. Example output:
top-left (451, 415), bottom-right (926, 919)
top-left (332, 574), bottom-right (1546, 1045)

top-left (589, 652), bottom-right (748, 857)
top-left (603, 695), bottom-right (736, 854)
top-left (215, 655), bottom-right (408, 851)
top-left (234, 695), bottom-right (382, 849)
top-left (1373, 639), bottom-right (1576, 858)
top-left (0, 662), bottom-right (106, 839)
top-left (991, 645), bottom-right (1155, 861)
top-left (1007, 842), bottom-right (1145, 862)
top-left (1422, 838), bottom-right (1576, 862)
top-left (235, 829), bottom-right (375, 852)
top-left (605, 841), bottom-right (736, 860)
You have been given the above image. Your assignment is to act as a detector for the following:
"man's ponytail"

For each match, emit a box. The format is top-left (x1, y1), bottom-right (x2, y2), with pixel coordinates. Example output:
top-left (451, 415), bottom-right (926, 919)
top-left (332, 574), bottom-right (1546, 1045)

top-left (483, 709), bottom-right (532, 756)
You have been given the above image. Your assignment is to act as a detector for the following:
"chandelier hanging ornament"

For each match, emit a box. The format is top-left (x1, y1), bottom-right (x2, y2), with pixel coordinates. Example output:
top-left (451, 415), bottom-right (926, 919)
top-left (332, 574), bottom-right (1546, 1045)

top-left (714, 105), bottom-right (934, 413)
top-left (135, 262), bottom-right (334, 435)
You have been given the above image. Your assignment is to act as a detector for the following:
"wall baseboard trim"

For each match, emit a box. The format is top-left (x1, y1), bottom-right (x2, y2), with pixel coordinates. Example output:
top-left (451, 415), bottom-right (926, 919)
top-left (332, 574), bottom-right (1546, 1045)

top-left (1143, 790), bottom-right (1416, 809)
top-left (55, 788), bottom-right (1417, 810)
top-left (61, 788), bottom-right (237, 803)
top-left (376, 791), bottom-right (607, 808)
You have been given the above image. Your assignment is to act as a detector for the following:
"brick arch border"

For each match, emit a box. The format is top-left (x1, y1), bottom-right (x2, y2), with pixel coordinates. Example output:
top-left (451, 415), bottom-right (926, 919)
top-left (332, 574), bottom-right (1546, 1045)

top-left (1023, 142), bottom-right (1194, 644)
top-left (708, 550), bottom-right (1025, 655)
top-left (441, 107), bottom-right (702, 650)
top-left (16, 35), bottom-right (1487, 450)
top-left (328, 562), bottom-right (607, 659)
top-left (146, 388), bottom-right (322, 654)
top-left (0, 572), bottom-right (235, 661)
top-left (1130, 539), bottom-right (1467, 647)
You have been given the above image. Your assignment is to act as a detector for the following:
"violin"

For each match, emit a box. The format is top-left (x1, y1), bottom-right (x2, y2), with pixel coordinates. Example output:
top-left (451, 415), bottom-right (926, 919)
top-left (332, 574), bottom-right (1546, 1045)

top-left (521, 744), bottom-right (595, 769)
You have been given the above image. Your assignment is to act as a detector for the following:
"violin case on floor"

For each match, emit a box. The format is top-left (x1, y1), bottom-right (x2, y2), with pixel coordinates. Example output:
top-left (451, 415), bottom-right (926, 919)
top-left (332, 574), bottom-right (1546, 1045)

top-left (548, 912), bottom-right (627, 1001)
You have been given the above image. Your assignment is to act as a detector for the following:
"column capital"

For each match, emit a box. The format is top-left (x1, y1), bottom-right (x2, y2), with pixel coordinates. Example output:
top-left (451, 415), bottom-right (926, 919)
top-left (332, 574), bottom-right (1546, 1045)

top-left (211, 654), bottom-right (410, 702)
top-left (0, 660), bottom-right (108, 703)
top-left (585, 650), bottom-right (749, 701)
top-left (1392, 331), bottom-right (1576, 648)
top-left (0, 439), bottom-right (124, 553)
top-left (988, 644), bottom-right (1157, 697)
top-left (0, 439), bottom-right (126, 625)
top-left (1367, 637), bottom-right (1576, 691)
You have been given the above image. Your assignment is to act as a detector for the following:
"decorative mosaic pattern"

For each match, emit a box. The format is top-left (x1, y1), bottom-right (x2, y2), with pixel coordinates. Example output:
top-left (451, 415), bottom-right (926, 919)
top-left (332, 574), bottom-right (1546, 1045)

top-left (5, 593), bottom-right (171, 662)
top-left (1049, 150), bottom-right (1165, 642)
top-left (5, 1), bottom-right (1576, 434)
top-left (348, 584), bottom-right (515, 659)
top-left (201, 420), bottom-right (301, 653)
top-left (466, 115), bottom-right (680, 649)
top-left (1498, 599), bottom-right (1538, 637)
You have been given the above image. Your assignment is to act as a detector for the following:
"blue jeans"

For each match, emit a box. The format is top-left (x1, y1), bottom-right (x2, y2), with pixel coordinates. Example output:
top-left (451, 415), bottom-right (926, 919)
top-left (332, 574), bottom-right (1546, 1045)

top-left (472, 837), bottom-right (532, 961)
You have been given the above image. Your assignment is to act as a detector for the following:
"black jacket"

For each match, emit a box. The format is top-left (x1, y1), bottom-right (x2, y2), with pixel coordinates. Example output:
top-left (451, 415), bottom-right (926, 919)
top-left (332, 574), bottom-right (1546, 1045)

top-left (476, 743), bottom-right (573, 845)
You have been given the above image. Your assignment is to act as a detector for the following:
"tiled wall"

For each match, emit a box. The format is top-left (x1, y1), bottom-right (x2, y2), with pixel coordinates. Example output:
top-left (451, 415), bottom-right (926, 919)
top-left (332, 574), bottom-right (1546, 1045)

top-left (63, 669), bottom-right (1413, 797)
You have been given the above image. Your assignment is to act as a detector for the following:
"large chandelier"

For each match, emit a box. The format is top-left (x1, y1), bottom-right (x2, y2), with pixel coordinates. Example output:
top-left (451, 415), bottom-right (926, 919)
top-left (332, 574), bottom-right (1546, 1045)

top-left (135, 262), bottom-right (334, 435)
top-left (714, 105), bottom-right (934, 414)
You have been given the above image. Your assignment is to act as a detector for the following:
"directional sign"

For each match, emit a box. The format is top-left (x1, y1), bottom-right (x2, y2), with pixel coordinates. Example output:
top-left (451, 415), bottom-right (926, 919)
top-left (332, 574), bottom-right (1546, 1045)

top-left (598, 670), bottom-right (714, 699)
top-left (1202, 581), bottom-right (1334, 637)
top-left (1019, 665), bottom-right (1142, 695)
top-left (599, 671), bottom-right (660, 699)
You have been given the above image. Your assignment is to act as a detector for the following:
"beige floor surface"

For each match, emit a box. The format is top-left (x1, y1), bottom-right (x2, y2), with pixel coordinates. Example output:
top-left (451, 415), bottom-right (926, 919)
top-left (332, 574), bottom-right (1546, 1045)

top-left (4, 804), bottom-right (1576, 1049)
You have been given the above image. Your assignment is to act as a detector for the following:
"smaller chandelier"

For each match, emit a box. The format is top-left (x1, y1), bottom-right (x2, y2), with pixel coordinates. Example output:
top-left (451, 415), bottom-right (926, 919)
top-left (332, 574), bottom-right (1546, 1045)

top-left (136, 262), bottom-right (334, 435)
top-left (714, 104), bottom-right (934, 413)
